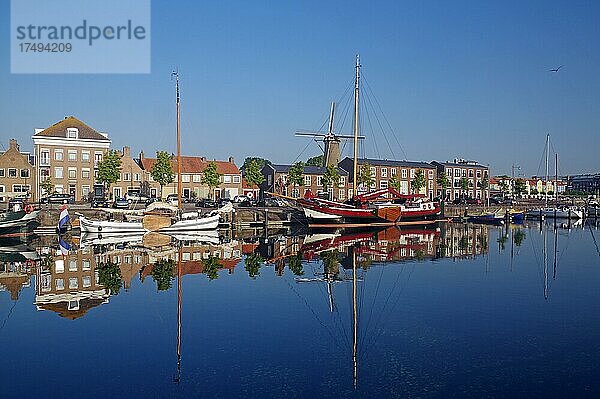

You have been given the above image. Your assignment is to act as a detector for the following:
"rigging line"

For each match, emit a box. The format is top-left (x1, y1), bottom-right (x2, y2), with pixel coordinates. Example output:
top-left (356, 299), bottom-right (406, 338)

top-left (362, 75), bottom-right (408, 160)
top-left (535, 138), bottom-right (547, 178)
top-left (528, 225), bottom-right (546, 293)
top-left (283, 275), bottom-right (346, 352)
top-left (337, 86), bottom-right (354, 137)
top-left (362, 92), bottom-right (381, 159)
top-left (362, 82), bottom-right (397, 160)
top-left (0, 300), bottom-right (18, 333)
top-left (359, 261), bottom-right (386, 348)
top-left (588, 224), bottom-right (600, 257)
top-left (291, 139), bottom-right (314, 164)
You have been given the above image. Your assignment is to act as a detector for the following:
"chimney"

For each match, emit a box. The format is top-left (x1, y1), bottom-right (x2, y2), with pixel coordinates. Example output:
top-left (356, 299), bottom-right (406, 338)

top-left (201, 156), bottom-right (206, 162)
top-left (9, 139), bottom-right (19, 151)
top-left (139, 150), bottom-right (144, 161)
top-left (228, 156), bottom-right (234, 164)
top-left (122, 146), bottom-right (130, 157)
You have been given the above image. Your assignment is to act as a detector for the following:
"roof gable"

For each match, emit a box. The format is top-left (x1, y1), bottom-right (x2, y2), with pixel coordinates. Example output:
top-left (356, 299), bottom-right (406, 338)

top-left (141, 156), bottom-right (240, 175)
top-left (33, 116), bottom-right (110, 141)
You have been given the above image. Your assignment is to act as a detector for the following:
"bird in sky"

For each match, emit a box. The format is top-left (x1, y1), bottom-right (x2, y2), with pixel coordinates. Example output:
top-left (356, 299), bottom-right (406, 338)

top-left (549, 65), bottom-right (564, 72)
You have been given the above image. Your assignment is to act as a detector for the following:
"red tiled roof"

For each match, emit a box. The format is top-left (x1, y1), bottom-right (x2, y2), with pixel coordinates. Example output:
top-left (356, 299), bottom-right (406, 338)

top-left (33, 116), bottom-right (109, 141)
top-left (141, 156), bottom-right (239, 175)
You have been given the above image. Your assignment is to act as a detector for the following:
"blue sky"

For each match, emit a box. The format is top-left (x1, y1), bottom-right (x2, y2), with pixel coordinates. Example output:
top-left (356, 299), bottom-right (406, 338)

top-left (1, 0), bottom-right (599, 175)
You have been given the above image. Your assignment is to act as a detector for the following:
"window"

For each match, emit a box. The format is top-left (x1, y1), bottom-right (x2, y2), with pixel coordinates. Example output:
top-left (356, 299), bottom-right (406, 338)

top-left (400, 181), bottom-right (409, 194)
top-left (292, 188), bottom-right (299, 198)
top-left (82, 185), bottom-right (90, 197)
top-left (13, 185), bottom-right (30, 193)
top-left (193, 174), bottom-right (201, 182)
top-left (94, 152), bottom-right (103, 165)
top-left (476, 170), bottom-right (481, 178)
top-left (370, 167), bottom-right (377, 177)
top-left (67, 128), bottom-right (78, 139)
top-left (40, 169), bottom-right (50, 181)
top-left (82, 276), bottom-right (91, 288)
top-left (0, 186), bottom-right (4, 202)
top-left (338, 189), bottom-right (345, 200)
top-left (68, 168), bottom-right (77, 179)
top-left (54, 150), bottom-right (63, 161)
top-left (82, 168), bottom-right (90, 179)
top-left (82, 151), bottom-right (90, 162)
top-left (317, 176), bottom-right (323, 186)
top-left (429, 180), bottom-right (434, 189)
top-left (381, 168), bottom-right (388, 178)
top-left (20, 169), bottom-right (30, 178)
top-left (8, 168), bottom-right (17, 178)
top-left (124, 173), bottom-right (132, 181)
top-left (69, 260), bottom-right (77, 271)
top-left (428, 170), bottom-right (433, 179)
top-left (410, 169), bottom-right (415, 178)
top-left (69, 277), bottom-right (78, 289)
top-left (40, 150), bottom-right (50, 166)
top-left (233, 175), bottom-right (241, 183)
top-left (380, 180), bottom-right (388, 189)
top-left (447, 169), bottom-right (452, 177)
top-left (462, 169), bottom-right (467, 177)
top-left (68, 150), bottom-right (77, 161)
top-left (401, 169), bottom-right (407, 178)
top-left (56, 279), bottom-right (65, 290)
top-left (468, 169), bottom-right (474, 177)
top-left (340, 176), bottom-right (345, 187)
top-left (0, 169), bottom-right (4, 177)
top-left (267, 175), bottom-right (272, 185)
top-left (454, 168), bottom-right (460, 177)
top-left (55, 167), bottom-right (63, 179)
top-left (223, 175), bottom-right (231, 183)
top-left (304, 175), bottom-right (311, 186)
top-left (134, 173), bottom-right (141, 182)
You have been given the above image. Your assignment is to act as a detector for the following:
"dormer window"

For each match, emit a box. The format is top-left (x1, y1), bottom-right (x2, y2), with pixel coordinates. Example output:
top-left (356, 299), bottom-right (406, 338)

top-left (67, 127), bottom-right (79, 139)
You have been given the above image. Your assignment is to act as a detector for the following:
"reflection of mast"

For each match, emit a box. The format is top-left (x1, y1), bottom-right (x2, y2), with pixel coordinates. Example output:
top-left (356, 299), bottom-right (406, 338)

top-left (553, 224), bottom-right (558, 280)
top-left (352, 248), bottom-right (358, 390)
top-left (543, 223), bottom-right (548, 300)
top-left (174, 245), bottom-right (182, 383)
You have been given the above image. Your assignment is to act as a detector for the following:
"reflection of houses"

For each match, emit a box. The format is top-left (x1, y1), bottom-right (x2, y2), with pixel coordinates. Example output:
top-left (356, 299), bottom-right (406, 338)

top-left (260, 164), bottom-right (350, 200)
top-left (440, 223), bottom-right (489, 259)
top-left (0, 261), bottom-right (32, 300)
top-left (35, 248), bottom-right (109, 319)
top-left (339, 157), bottom-right (437, 199)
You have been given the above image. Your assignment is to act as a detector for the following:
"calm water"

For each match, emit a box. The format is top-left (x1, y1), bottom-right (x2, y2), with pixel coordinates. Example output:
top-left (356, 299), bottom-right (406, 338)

top-left (2, 221), bottom-right (600, 398)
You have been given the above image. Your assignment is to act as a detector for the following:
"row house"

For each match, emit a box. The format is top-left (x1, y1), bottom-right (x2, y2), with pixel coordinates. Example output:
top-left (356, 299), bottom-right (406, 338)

top-left (0, 139), bottom-right (35, 202)
top-left (431, 159), bottom-right (490, 201)
top-left (32, 116), bottom-right (111, 201)
top-left (242, 178), bottom-right (260, 199)
top-left (524, 178), bottom-right (566, 196)
top-left (140, 154), bottom-right (242, 200)
top-left (111, 146), bottom-right (147, 199)
top-left (260, 164), bottom-right (350, 201)
top-left (339, 157), bottom-right (437, 199)
top-left (568, 174), bottom-right (600, 194)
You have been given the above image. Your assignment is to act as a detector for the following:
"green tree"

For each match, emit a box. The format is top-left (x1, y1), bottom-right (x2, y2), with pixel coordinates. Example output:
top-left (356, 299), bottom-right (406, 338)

top-left (288, 252), bottom-right (304, 276)
top-left (306, 154), bottom-right (324, 167)
top-left (151, 151), bottom-right (174, 199)
top-left (288, 161), bottom-right (305, 196)
top-left (356, 163), bottom-right (373, 191)
top-left (202, 255), bottom-right (222, 280)
top-left (497, 234), bottom-right (508, 251)
top-left (202, 161), bottom-right (222, 199)
top-left (480, 176), bottom-right (489, 191)
top-left (244, 252), bottom-right (264, 279)
top-left (411, 170), bottom-right (426, 194)
top-left (437, 172), bottom-right (450, 199)
top-left (97, 150), bottom-right (122, 198)
top-left (40, 177), bottom-right (55, 196)
top-left (98, 261), bottom-right (122, 296)
top-left (151, 259), bottom-right (175, 291)
top-left (513, 229), bottom-right (526, 247)
top-left (389, 174), bottom-right (402, 191)
top-left (243, 158), bottom-right (265, 187)
top-left (499, 180), bottom-right (510, 197)
top-left (322, 166), bottom-right (341, 200)
top-left (241, 157), bottom-right (270, 173)
top-left (514, 179), bottom-right (527, 197)
top-left (459, 177), bottom-right (470, 198)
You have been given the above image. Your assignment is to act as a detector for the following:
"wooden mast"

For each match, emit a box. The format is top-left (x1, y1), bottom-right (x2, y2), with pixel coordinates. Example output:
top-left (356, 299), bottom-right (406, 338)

top-left (352, 55), bottom-right (360, 196)
top-left (174, 71), bottom-right (182, 211)
top-left (544, 134), bottom-right (549, 209)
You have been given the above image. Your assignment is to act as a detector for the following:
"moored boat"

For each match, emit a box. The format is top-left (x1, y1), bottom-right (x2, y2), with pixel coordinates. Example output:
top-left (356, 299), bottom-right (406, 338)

top-left (79, 215), bottom-right (145, 234)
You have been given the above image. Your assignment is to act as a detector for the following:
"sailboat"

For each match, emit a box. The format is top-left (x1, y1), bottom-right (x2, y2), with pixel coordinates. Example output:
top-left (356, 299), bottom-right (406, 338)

top-left (525, 135), bottom-right (583, 220)
top-left (295, 56), bottom-right (440, 224)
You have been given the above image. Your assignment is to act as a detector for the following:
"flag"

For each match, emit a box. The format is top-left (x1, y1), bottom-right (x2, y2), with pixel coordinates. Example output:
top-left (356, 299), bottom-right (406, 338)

top-left (58, 236), bottom-right (71, 256)
top-left (58, 205), bottom-right (70, 230)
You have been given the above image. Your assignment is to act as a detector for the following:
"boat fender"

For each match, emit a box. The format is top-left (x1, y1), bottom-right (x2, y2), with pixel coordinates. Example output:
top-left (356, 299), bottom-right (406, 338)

top-left (24, 204), bottom-right (34, 213)
top-left (98, 225), bottom-right (102, 232)
top-left (98, 233), bottom-right (102, 239)
top-left (25, 259), bottom-right (35, 268)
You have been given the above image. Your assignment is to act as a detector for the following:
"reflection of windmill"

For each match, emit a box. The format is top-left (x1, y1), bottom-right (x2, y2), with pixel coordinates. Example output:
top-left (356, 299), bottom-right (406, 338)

top-left (295, 102), bottom-right (365, 167)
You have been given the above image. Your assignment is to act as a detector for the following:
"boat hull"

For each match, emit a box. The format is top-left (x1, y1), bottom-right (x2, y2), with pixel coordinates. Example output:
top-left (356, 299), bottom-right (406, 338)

top-left (79, 216), bottom-right (145, 234)
top-left (525, 208), bottom-right (583, 219)
top-left (159, 214), bottom-right (220, 232)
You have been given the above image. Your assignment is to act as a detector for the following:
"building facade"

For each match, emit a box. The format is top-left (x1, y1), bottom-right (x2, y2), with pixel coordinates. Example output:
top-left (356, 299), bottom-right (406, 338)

top-left (32, 116), bottom-right (111, 202)
top-left (0, 139), bottom-right (35, 202)
top-left (339, 157), bottom-right (437, 199)
top-left (568, 174), bottom-right (600, 194)
top-left (431, 159), bottom-right (490, 201)
top-left (260, 164), bottom-right (350, 201)
top-left (111, 146), bottom-right (147, 199)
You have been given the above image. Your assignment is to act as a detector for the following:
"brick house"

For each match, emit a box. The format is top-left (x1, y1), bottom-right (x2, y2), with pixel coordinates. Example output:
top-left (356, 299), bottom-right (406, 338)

top-left (339, 157), bottom-right (437, 199)
top-left (0, 139), bottom-right (35, 202)
top-left (242, 178), bottom-right (260, 199)
top-left (430, 159), bottom-right (490, 201)
top-left (140, 154), bottom-right (242, 200)
top-left (110, 146), bottom-right (147, 199)
top-left (260, 164), bottom-right (350, 201)
top-left (32, 116), bottom-right (111, 202)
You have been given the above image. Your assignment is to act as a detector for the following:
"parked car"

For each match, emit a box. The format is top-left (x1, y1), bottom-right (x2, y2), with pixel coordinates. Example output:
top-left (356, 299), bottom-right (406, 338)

top-left (452, 198), bottom-right (467, 205)
top-left (233, 195), bottom-right (250, 203)
top-left (91, 198), bottom-right (109, 208)
top-left (40, 193), bottom-right (74, 204)
top-left (145, 197), bottom-right (160, 206)
top-left (126, 191), bottom-right (150, 203)
top-left (257, 198), bottom-right (282, 207)
top-left (166, 194), bottom-right (179, 206)
top-left (112, 197), bottom-right (129, 209)
top-left (217, 197), bottom-right (232, 207)
top-left (238, 198), bottom-right (257, 207)
top-left (466, 198), bottom-right (482, 205)
top-left (195, 198), bottom-right (216, 208)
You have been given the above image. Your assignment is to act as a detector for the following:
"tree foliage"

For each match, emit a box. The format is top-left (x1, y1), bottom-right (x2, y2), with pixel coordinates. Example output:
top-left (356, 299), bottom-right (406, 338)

top-left (288, 161), bottom-right (305, 187)
top-left (202, 255), bottom-right (222, 280)
top-left (411, 170), bottom-right (426, 194)
top-left (151, 151), bottom-right (174, 197)
top-left (241, 157), bottom-right (270, 173)
top-left (322, 166), bottom-right (341, 190)
top-left (288, 252), bottom-right (304, 276)
top-left (356, 163), bottom-right (373, 190)
top-left (243, 158), bottom-right (265, 187)
top-left (151, 259), bottom-right (175, 291)
top-left (514, 179), bottom-right (527, 196)
top-left (480, 176), bottom-right (489, 191)
top-left (437, 172), bottom-right (450, 189)
top-left (97, 150), bottom-right (122, 189)
top-left (40, 177), bottom-right (55, 196)
top-left (499, 180), bottom-right (510, 195)
top-left (202, 161), bottom-right (222, 199)
top-left (244, 252), bottom-right (264, 279)
top-left (389, 175), bottom-right (402, 190)
top-left (459, 177), bottom-right (470, 194)
top-left (513, 229), bottom-right (526, 247)
top-left (306, 155), bottom-right (324, 167)
top-left (98, 261), bottom-right (122, 296)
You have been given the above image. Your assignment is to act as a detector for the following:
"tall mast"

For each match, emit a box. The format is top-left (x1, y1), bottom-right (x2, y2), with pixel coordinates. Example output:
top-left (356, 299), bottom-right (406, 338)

top-left (352, 55), bottom-right (360, 196)
top-left (174, 71), bottom-right (182, 211)
top-left (555, 153), bottom-right (558, 208)
top-left (545, 134), bottom-right (549, 208)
